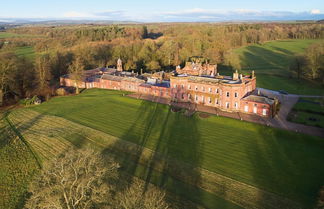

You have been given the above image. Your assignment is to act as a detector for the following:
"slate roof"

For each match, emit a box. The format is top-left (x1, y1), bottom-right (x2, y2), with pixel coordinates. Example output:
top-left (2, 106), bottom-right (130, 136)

top-left (242, 95), bottom-right (275, 105)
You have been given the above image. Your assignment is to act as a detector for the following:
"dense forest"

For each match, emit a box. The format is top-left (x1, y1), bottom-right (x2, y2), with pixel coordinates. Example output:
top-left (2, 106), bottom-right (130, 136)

top-left (0, 22), bottom-right (323, 105)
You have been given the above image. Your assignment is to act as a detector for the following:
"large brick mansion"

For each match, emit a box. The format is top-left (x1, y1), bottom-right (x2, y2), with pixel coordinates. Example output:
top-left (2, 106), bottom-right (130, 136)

top-left (60, 58), bottom-right (277, 117)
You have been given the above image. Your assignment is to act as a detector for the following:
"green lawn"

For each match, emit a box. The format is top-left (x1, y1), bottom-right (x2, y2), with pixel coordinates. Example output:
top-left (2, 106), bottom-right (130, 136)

top-left (232, 39), bottom-right (324, 95)
top-left (26, 89), bottom-right (324, 208)
top-left (288, 97), bottom-right (324, 128)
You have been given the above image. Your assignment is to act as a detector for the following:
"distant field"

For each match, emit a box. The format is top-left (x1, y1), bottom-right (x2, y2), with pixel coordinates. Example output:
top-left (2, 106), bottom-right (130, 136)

top-left (0, 32), bottom-right (40, 39)
top-left (232, 39), bottom-right (324, 95)
top-left (15, 46), bottom-right (35, 60)
top-left (16, 89), bottom-right (323, 209)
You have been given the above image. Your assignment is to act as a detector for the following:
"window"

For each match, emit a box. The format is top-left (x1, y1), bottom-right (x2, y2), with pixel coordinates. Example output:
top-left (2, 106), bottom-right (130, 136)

top-left (202, 96), bottom-right (205, 103)
top-left (253, 105), bottom-right (257, 114)
top-left (262, 109), bottom-right (267, 116)
top-left (209, 87), bottom-right (212, 93)
top-left (226, 102), bottom-right (230, 108)
top-left (226, 92), bottom-right (230, 97)
top-left (174, 93), bottom-right (177, 98)
top-left (215, 99), bottom-right (219, 105)
top-left (174, 84), bottom-right (177, 88)
top-left (181, 93), bottom-right (184, 99)
top-left (188, 85), bottom-right (191, 89)
top-left (202, 87), bottom-right (205, 92)
top-left (235, 92), bottom-right (238, 98)
top-left (195, 86), bottom-right (198, 91)
top-left (208, 97), bottom-right (212, 104)
top-left (188, 94), bottom-right (191, 99)
top-left (244, 105), bottom-right (249, 112)
top-left (234, 102), bottom-right (238, 109)
top-left (181, 84), bottom-right (184, 89)
top-left (216, 88), bottom-right (219, 93)
top-left (195, 95), bottom-right (198, 101)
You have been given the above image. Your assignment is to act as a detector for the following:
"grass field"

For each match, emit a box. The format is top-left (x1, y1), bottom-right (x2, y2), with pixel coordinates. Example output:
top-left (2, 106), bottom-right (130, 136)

top-left (13, 89), bottom-right (323, 209)
top-left (15, 46), bottom-right (35, 60)
top-left (231, 39), bottom-right (324, 95)
top-left (288, 97), bottom-right (324, 128)
top-left (0, 114), bottom-right (39, 209)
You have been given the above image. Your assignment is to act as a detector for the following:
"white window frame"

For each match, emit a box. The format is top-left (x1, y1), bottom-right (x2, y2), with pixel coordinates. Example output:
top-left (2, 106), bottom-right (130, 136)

top-left (226, 102), bottom-right (230, 109)
top-left (262, 109), bottom-right (267, 116)
top-left (244, 105), bottom-right (249, 112)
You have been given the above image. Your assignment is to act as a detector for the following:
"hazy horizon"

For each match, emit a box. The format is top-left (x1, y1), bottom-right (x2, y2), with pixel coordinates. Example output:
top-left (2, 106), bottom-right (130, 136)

top-left (1, 0), bottom-right (324, 23)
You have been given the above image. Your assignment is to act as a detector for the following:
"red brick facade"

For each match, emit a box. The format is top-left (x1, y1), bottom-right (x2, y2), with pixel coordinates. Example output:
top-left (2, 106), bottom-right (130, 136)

top-left (60, 60), bottom-right (276, 117)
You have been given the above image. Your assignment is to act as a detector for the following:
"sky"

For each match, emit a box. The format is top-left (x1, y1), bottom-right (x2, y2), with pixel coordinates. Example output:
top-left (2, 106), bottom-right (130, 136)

top-left (1, 0), bottom-right (324, 22)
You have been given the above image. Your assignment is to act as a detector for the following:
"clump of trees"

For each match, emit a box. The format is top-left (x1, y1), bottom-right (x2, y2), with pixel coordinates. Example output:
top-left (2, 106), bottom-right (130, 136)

top-left (25, 148), bottom-right (170, 209)
top-left (289, 42), bottom-right (324, 84)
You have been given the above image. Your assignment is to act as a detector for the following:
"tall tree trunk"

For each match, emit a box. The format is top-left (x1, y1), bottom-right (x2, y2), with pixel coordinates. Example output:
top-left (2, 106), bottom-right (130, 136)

top-left (0, 89), bottom-right (3, 106)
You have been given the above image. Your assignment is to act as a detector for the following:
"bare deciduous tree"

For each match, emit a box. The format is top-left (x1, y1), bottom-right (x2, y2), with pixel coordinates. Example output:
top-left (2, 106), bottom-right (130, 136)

top-left (305, 43), bottom-right (323, 80)
top-left (25, 148), bottom-right (119, 209)
top-left (0, 53), bottom-right (16, 106)
top-left (35, 54), bottom-right (52, 95)
top-left (68, 57), bottom-right (85, 94)
top-left (117, 180), bottom-right (170, 209)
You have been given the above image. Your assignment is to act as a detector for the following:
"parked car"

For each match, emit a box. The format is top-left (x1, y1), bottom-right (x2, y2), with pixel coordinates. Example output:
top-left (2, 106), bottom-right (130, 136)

top-left (278, 90), bottom-right (288, 95)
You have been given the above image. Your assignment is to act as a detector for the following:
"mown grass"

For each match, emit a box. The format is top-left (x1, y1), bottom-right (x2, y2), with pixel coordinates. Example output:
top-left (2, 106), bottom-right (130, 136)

top-left (27, 89), bottom-right (324, 208)
top-left (233, 39), bottom-right (324, 95)
top-left (0, 115), bottom-right (39, 209)
top-left (9, 108), bottom-right (239, 209)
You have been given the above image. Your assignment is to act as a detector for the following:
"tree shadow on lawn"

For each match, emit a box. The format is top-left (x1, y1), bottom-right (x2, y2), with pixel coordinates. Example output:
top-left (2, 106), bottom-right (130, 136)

top-left (101, 100), bottom-right (207, 208)
top-left (249, 125), bottom-right (324, 209)
top-left (240, 46), bottom-right (293, 71)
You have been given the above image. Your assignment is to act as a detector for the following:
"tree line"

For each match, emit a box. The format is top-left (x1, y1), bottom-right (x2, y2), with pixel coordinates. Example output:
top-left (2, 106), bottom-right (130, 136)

top-left (0, 22), bottom-right (323, 105)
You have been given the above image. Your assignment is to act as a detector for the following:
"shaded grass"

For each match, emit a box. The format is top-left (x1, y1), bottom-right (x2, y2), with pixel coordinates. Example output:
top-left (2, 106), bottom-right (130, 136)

top-left (232, 39), bottom-right (324, 95)
top-left (288, 97), bottom-right (324, 128)
top-left (0, 116), bottom-right (39, 209)
top-left (28, 89), bottom-right (324, 208)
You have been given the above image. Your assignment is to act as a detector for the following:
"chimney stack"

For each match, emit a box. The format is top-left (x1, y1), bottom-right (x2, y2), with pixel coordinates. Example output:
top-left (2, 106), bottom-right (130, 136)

top-left (233, 70), bottom-right (239, 80)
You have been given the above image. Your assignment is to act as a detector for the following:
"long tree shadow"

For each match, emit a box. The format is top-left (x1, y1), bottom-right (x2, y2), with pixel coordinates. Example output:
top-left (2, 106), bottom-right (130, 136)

top-left (101, 99), bottom-right (204, 208)
top-left (241, 45), bottom-right (293, 71)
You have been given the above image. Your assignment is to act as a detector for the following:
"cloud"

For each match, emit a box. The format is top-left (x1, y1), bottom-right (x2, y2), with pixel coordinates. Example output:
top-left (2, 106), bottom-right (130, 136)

top-left (156, 8), bottom-right (324, 22)
top-left (63, 11), bottom-right (94, 18)
top-left (310, 9), bottom-right (321, 14)
top-left (58, 8), bottom-right (324, 22)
